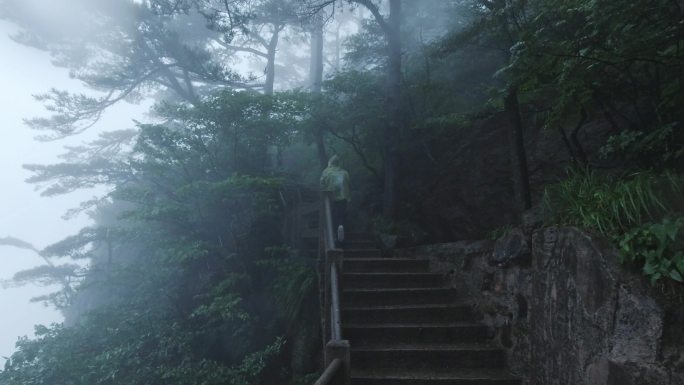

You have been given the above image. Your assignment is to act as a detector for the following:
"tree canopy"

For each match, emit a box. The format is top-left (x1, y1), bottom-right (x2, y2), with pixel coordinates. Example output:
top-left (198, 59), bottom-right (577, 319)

top-left (2, 0), bottom-right (684, 384)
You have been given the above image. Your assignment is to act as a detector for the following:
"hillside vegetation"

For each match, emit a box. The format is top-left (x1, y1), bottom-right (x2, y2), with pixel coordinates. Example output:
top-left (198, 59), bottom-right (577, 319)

top-left (1, 0), bottom-right (683, 383)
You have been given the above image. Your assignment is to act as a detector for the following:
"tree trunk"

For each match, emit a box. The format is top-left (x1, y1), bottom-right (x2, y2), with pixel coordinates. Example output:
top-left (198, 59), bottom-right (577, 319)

top-left (494, 1), bottom-right (531, 215)
top-left (264, 28), bottom-right (280, 95)
top-left (335, 21), bottom-right (342, 72)
top-left (309, 13), bottom-right (328, 169)
top-left (263, 26), bottom-right (281, 170)
top-left (383, 0), bottom-right (402, 219)
top-left (570, 108), bottom-right (588, 166)
top-left (309, 16), bottom-right (324, 93)
top-left (504, 89), bottom-right (532, 213)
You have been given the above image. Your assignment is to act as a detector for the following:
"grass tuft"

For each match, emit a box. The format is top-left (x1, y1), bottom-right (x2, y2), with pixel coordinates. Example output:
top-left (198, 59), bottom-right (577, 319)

top-left (544, 169), bottom-right (684, 284)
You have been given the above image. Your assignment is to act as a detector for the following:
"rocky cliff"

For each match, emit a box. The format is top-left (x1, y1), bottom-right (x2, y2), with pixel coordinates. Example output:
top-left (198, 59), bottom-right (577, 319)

top-left (398, 227), bottom-right (684, 385)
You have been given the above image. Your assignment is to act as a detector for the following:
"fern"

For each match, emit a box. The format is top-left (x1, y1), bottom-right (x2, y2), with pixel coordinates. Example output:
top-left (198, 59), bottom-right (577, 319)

top-left (544, 169), bottom-right (681, 235)
top-left (545, 169), bottom-right (684, 283)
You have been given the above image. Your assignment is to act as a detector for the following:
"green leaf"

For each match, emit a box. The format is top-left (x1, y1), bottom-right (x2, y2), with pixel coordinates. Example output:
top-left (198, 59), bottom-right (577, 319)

top-left (669, 269), bottom-right (683, 282)
top-left (675, 254), bottom-right (684, 274)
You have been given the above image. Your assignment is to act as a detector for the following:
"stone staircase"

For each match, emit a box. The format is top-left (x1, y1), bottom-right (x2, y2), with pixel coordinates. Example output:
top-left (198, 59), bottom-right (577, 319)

top-left (340, 236), bottom-right (520, 385)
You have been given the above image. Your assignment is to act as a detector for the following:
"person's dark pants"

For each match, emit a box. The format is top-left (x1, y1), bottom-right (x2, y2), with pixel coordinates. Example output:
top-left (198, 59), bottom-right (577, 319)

top-left (331, 200), bottom-right (347, 247)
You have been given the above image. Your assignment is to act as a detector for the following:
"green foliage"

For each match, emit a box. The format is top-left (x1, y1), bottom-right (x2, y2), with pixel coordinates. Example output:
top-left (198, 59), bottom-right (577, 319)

top-left (0, 0), bottom-right (254, 138)
top-left (433, 0), bottom-right (684, 282)
top-left (545, 170), bottom-right (684, 283)
top-left (343, 19), bottom-right (386, 69)
top-left (1, 313), bottom-right (284, 385)
top-left (1, 90), bottom-right (319, 384)
top-left (260, 247), bottom-right (317, 324)
top-left (439, 0), bottom-right (684, 170)
top-left (600, 123), bottom-right (684, 166)
top-left (618, 217), bottom-right (684, 284)
top-left (545, 170), bottom-right (680, 234)
top-left (371, 216), bottom-right (428, 247)
top-left (11, 264), bottom-right (81, 287)
top-left (0, 236), bottom-right (39, 252)
top-left (301, 70), bottom-right (387, 183)
top-left (8, 0), bottom-right (684, 382)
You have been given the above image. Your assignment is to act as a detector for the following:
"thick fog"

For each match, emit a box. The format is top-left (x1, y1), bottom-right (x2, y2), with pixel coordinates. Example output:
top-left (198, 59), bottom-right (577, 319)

top-left (0, 19), bottom-right (147, 364)
top-left (0, 0), bottom-right (439, 364)
top-left (0, 0), bottom-right (452, 374)
top-left (0, 0), bottom-right (311, 363)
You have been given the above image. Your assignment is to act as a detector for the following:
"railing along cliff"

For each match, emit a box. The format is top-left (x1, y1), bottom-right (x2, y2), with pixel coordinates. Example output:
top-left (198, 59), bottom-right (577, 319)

top-left (313, 192), bottom-right (350, 385)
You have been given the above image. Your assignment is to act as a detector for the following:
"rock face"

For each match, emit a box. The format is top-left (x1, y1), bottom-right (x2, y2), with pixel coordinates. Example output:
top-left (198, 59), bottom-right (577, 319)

top-left (404, 227), bottom-right (684, 385)
top-left (490, 228), bottom-right (530, 267)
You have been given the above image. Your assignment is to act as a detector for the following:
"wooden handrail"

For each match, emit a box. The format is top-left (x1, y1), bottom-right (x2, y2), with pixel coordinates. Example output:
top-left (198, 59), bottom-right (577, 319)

top-left (313, 192), bottom-right (350, 385)
top-left (323, 193), bottom-right (336, 251)
top-left (313, 358), bottom-right (342, 385)
top-left (330, 263), bottom-right (342, 341)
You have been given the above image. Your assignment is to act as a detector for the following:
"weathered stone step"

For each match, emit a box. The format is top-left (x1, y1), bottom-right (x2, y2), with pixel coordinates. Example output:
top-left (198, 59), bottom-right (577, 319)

top-left (346, 233), bottom-right (374, 242)
top-left (351, 344), bottom-right (506, 371)
top-left (342, 304), bottom-right (477, 324)
top-left (344, 249), bottom-right (383, 259)
top-left (344, 258), bottom-right (430, 273)
top-left (352, 368), bottom-right (520, 385)
top-left (344, 239), bottom-right (377, 249)
top-left (343, 272), bottom-right (443, 289)
top-left (343, 287), bottom-right (457, 307)
top-left (344, 323), bottom-right (489, 345)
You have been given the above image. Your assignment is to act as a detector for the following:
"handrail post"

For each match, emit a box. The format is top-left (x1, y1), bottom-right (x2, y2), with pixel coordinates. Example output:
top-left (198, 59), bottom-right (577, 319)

top-left (330, 263), bottom-right (342, 341)
top-left (324, 249), bottom-right (343, 344)
top-left (324, 340), bottom-right (350, 385)
top-left (316, 188), bottom-right (350, 385)
top-left (323, 193), bottom-right (336, 249)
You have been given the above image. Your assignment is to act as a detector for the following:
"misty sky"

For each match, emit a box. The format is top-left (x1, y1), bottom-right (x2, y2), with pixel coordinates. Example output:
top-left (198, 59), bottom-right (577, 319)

top-left (0, 20), bottom-right (147, 364)
top-left (0, 2), bottom-right (360, 366)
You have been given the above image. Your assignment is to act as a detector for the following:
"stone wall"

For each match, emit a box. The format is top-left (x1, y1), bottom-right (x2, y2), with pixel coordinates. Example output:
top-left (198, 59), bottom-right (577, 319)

top-left (401, 227), bottom-right (684, 385)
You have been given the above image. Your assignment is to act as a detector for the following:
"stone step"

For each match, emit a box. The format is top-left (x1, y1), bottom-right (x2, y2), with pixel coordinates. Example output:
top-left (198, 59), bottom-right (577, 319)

top-left (351, 344), bottom-right (506, 371)
top-left (346, 233), bottom-right (374, 242)
top-left (343, 272), bottom-right (443, 289)
top-left (342, 304), bottom-right (477, 324)
top-left (352, 368), bottom-right (521, 385)
top-left (343, 287), bottom-right (457, 307)
top-left (344, 239), bottom-right (377, 249)
top-left (344, 249), bottom-right (383, 259)
top-left (344, 258), bottom-right (430, 273)
top-left (344, 323), bottom-right (489, 345)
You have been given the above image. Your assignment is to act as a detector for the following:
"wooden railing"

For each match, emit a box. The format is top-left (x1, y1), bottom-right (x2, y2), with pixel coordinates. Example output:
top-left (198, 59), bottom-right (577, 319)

top-left (314, 192), bottom-right (350, 385)
top-left (313, 358), bottom-right (343, 385)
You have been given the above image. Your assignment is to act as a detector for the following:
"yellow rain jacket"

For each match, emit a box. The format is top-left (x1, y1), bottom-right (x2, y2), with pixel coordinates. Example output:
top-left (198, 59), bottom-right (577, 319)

top-left (320, 155), bottom-right (351, 202)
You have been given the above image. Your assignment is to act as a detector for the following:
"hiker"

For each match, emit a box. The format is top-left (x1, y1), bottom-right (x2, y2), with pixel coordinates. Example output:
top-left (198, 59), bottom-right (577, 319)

top-left (320, 155), bottom-right (351, 246)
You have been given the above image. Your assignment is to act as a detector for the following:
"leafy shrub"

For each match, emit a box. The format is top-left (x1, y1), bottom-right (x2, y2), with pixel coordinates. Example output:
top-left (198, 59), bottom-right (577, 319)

top-left (618, 217), bottom-right (684, 284)
top-left (600, 123), bottom-right (684, 167)
top-left (371, 216), bottom-right (428, 248)
top-left (260, 246), bottom-right (317, 324)
top-left (544, 169), bottom-right (684, 283)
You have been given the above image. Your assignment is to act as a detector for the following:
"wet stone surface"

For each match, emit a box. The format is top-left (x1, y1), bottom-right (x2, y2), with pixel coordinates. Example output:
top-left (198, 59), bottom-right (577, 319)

top-left (406, 226), bottom-right (684, 385)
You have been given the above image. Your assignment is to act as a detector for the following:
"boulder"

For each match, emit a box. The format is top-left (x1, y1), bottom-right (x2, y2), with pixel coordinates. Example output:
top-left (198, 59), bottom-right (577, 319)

top-left (489, 228), bottom-right (530, 267)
